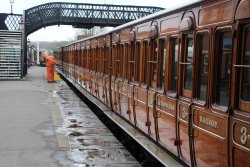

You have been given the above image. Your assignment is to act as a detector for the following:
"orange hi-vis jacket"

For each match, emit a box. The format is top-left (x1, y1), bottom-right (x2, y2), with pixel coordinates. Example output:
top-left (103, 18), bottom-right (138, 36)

top-left (46, 55), bottom-right (56, 67)
top-left (46, 56), bottom-right (56, 82)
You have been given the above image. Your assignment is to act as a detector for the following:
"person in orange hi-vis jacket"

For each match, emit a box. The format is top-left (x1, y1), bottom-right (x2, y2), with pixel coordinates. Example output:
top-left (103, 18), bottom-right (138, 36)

top-left (46, 50), bottom-right (57, 83)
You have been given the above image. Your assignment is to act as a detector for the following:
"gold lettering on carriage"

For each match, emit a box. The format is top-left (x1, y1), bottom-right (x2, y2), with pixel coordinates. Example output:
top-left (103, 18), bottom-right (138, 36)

top-left (157, 101), bottom-right (175, 111)
top-left (199, 116), bottom-right (218, 129)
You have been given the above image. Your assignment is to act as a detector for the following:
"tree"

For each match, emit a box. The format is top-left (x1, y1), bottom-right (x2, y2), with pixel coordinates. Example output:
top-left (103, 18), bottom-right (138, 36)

top-left (74, 26), bottom-right (113, 40)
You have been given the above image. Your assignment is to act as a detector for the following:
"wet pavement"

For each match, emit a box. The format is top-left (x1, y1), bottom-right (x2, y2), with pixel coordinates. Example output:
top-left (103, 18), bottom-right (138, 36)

top-left (0, 66), bottom-right (140, 167)
top-left (53, 81), bottom-right (140, 167)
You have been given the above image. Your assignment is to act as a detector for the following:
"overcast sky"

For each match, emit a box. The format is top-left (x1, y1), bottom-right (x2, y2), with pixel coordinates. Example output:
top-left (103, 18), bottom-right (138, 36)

top-left (0, 0), bottom-right (195, 41)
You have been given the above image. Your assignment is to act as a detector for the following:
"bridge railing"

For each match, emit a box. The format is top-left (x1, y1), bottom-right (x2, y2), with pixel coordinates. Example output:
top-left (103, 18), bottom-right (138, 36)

top-left (25, 2), bottom-right (164, 35)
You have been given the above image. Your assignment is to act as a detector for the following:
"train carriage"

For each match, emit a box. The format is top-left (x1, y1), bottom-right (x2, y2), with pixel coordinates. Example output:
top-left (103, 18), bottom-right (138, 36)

top-left (56, 0), bottom-right (250, 166)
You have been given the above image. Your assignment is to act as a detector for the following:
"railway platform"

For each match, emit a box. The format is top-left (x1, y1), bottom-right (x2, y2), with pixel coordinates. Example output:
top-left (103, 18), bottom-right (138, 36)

top-left (0, 66), bottom-right (140, 167)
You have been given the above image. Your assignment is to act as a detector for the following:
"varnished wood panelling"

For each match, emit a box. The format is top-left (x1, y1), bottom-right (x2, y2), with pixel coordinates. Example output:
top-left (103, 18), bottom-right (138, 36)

top-left (105, 35), bottom-right (110, 46)
top-left (193, 109), bottom-right (228, 138)
top-left (112, 33), bottom-right (120, 43)
top-left (160, 14), bottom-right (180, 34)
top-left (136, 22), bottom-right (151, 39)
top-left (232, 120), bottom-right (250, 150)
top-left (120, 28), bottom-right (133, 42)
top-left (80, 42), bottom-right (85, 50)
top-left (97, 37), bottom-right (105, 46)
top-left (235, 0), bottom-right (250, 20)
top-left (198, 0), bottom-right (233, 26)
top-left (91, 39), bottom-right (97, 47)
top-left (156, 94), bottom-right (176, 117)
top-left (86, 40), bottom-right (90, 49)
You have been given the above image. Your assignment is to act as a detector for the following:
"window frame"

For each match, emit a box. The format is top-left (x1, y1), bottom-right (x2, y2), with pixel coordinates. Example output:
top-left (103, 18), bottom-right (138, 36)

top-left (93, 47), bottom-right (98, 73)
top-left (180, 32), bottom-right (194, 98)
top-left (128, 42), bottom-right (135, 82)
top-left (237, 24), bottom-right (250, 112)
top-left (158, 37), bottom-right (167, 92)
top-left (148, 38), bottom-right (158, 88)
top-left (142, 40), bottom-right (149, 85)
top-left (118, 44), bottom-right (124, 79)
top-left (134, 41), bottom-right (141, 83)
top-left (112, 44), bottom-right (117, 77)
top-left (194, 30), bottom-right (210, 105)
top-left (123, 43), bottom-right (130, 81)
top-left (104, 46), bottom-right (110, 76)
top-left (212, 27), bottom-right (233, 112)
top-left (83, 49), bottom-right (87, 69)
top-left (168, 35), bottom-right (179, 97)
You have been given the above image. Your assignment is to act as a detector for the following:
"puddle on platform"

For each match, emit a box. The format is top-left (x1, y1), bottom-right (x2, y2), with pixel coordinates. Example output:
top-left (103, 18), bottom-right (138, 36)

top-left (68, 124), bottom-right (83, 128)
top-left (52, 81), bottom-right (140, 167)
top-left (52, 151), bottom-right (73, 166)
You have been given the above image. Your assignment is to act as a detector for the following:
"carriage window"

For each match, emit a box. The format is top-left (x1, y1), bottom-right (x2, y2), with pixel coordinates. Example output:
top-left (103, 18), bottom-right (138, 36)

top-left (94, 48), bottom-right (98, 72)
top-left (159, 38), bottom-right (166, 89)
top-left (88, 49), bottom-right (92, 70)
top-left (170, 37), bottom-right (178, 93)
top-left (81, 50), bottom-right (83, 68)
top-left (76, 50), bottom-right (79, 67)
top-left (115, 45), bottom-right (121, 77)
top-left (197, 32), bottom-right (209, 101)
top-left (88, 49), bottom-right (91, 70)
top-left (119, 45), bottom-right (124, 78)
top-left (95, 48), bottom-right (98, 72)
top-left (241, 28), bottom-right (250, 102)
top-left (83, 50), bottom-right (87, 68)
top-left (79, 49), bottom-right (82, 68)
top-left (75, 50), bottom-right (77, 66)
top-left (98, 48), bottom-right (100, 72)
top-left (142, 41), bottom-right (149, 84)
top-left (215, 31), bottom-right (232, 107)
top-left (124, 44), bottom-right (129, 80)
top-left (104, 47), bottom-right (109, 75)
top-left (112, 45), bottom-right (117, 76)
top-left (77, 49), bottom-right (79, 67)
top-left (149, 39), bottom-right (158, 87)
top-left (135, 42), bottom-right (141, 82)
top-left (129, 43), bottom-right (135, 81)
top-left (184, 34), bottom-right (193, 91)
top-left (98, 48), bottom-right (103, 73)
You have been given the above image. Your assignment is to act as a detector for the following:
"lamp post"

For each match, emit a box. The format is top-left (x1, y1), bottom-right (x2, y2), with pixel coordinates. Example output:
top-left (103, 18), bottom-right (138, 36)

top-left (10, 0), bottom-right (14, 14)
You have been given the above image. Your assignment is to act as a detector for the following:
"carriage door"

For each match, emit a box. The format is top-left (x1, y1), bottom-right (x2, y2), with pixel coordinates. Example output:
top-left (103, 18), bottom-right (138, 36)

top-left (231, 6), bottom-right (250, 165)
top-left (74, 45), bottom-right (77, 80)
top-left (192, 31), bottom-right (229, 167)
top-left (177, 16), bottom-right (194, 166)
top-left (232, 24), bottom-right (250, 167)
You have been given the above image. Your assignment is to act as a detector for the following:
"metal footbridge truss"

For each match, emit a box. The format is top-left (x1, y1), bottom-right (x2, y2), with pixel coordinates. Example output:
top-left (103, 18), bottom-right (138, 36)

top-left (0, 2), bottom-right (163, 78)
top-left (25, 2), bottom-right (164, 35)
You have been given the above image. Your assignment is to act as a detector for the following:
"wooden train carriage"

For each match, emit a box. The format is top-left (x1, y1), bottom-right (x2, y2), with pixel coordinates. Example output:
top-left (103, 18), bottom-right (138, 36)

top-left (112, 28), bottom-right (137, 125)
top-left (56, 47), bottom-right (62, 71)
top-left (57, 0), bottom-right (250, 166)
top-left (75, 43), bottom-right (80, 83)
top-left (81, 41), bottom-right (88, 89)
top-left (63, 46), bottom-right (70, 76)
top-left (231, 0), bottom-right (250, 166)
top-left (88, 39), bottom-right (97, 95)
top-left (95, 36), bottom-right (107, 103)
top-left (83, 40), bottom-right (91, 92)
top-left (79, 41), bottom-right (85, 86)
top-left (103, 35), bottom-right (112, 108)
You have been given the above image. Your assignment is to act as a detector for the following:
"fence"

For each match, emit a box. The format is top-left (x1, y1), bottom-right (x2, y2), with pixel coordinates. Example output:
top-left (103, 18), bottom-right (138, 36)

top-left (0, 30), bottom-right (22, 79)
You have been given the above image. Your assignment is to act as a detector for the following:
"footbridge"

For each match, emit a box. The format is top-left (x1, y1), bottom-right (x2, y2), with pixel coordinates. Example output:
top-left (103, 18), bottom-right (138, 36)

top-left (0, 2), bottom-right (164, 77)
top-left (24, 2), bottom-right (164, 35)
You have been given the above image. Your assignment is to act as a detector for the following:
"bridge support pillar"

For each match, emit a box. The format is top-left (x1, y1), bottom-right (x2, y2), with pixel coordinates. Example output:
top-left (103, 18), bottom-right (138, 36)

top-left (21, 11), bottom-right (27, 77)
